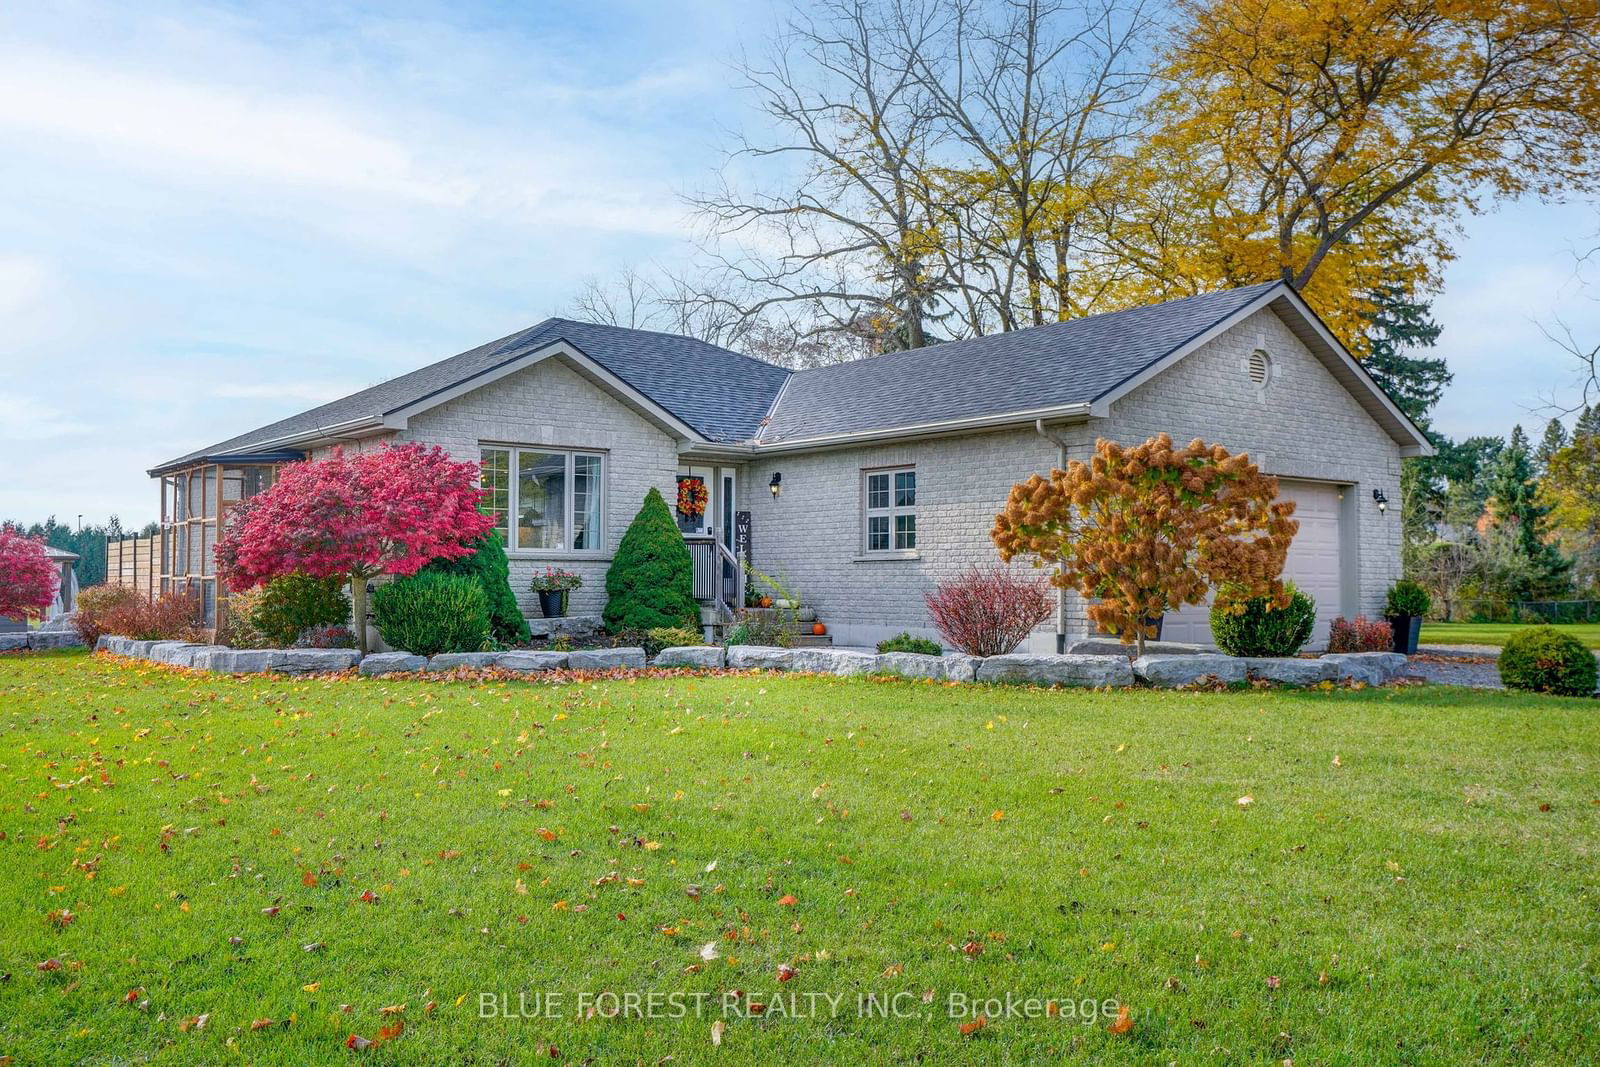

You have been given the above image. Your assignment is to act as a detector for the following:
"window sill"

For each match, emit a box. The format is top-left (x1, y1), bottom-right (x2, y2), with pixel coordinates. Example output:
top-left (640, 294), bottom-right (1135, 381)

top-left (507, 551), bottom-right (612, 563)
top-left (853, 550), bottom-right (922, 563)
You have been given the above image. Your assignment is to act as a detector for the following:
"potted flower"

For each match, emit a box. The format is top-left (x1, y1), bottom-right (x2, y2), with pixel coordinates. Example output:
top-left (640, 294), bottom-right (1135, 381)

top-left (1384, 579), bottom-right (1431, 655)
top-left (531, 567), bottom-right (582, 618)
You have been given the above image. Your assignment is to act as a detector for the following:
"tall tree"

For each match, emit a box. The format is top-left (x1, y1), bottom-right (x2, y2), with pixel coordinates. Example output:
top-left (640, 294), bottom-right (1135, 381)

top-left (1535, 418), bottom-right (1568, 474)
top-left (908, 0), bottom-right (1155, 331)
top-left (1362, 283), bottom-right (1449, 427)
top-left (692, 0), bottom-right (951, 349)
top-left (1537, 432), bottom-right (1600, 592)
top-left (1109, 0), bottom-right (1600, 345)
top-left (1487, 425), bottom-right (1569, 596)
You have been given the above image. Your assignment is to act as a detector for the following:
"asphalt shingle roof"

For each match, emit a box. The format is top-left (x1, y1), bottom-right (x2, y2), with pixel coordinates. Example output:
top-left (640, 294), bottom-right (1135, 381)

top-left (154, 318), bottom-right (793, 470)
top-left (156, 282), bottom-right (1290, 471)
top-left (757, 282), bottom-right (1282, 442)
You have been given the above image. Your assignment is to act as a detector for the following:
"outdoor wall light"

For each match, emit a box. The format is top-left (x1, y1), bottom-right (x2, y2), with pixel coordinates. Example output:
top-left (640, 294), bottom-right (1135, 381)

top-left (769, 472), bottom-right (782, 498)
top-left (1372, 488), bottom-right (1388, 514)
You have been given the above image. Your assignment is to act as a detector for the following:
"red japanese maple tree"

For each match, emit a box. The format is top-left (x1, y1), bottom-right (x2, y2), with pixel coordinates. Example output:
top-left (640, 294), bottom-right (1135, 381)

top-left (215, 444), bottom-right (494, 652)
top-left (0, 526), bottom-right (59, 622)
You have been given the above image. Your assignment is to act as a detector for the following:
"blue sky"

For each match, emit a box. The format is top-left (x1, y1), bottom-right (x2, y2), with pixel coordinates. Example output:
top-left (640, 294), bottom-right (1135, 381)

top-left (2, 0), bottom-right (1596, 526)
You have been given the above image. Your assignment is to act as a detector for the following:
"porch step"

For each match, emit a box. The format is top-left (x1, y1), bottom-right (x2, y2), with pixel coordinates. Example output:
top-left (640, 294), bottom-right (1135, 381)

top-left (790, 633), bottom-right (833, 648)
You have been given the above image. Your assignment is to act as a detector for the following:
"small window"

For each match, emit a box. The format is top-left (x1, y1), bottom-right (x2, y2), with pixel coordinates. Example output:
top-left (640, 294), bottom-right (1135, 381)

top-left (864, 467), bottom-right (916, 553)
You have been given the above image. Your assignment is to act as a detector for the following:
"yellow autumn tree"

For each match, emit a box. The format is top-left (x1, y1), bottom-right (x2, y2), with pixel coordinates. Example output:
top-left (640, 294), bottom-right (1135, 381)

top-left (991, 435), bottom-right (1299, 655)
top-left (1094, 0), bottom-right (1600, 347)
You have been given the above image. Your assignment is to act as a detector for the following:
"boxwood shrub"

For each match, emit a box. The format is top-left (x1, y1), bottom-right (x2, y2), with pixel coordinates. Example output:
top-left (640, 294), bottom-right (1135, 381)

top-left (419, 531), bottom-right (530, 647)
top-left (1209, 583), bottom-right (1317, 657)
top-left (1497, 627), bottom-right (1597, 697)
top-left (371, 572), bottom-right (491, 657)
top-left (644, 626), bottom-right (704, 656)
top-left (877, 632), bottom-right (942, 656)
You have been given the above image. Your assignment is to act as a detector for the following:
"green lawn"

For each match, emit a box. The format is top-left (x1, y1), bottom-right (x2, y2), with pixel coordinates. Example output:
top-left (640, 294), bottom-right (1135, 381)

top-left (1420, 621), bottom-right (1600, 649)
top-left (2, 650), bottom-right (1596, 1065)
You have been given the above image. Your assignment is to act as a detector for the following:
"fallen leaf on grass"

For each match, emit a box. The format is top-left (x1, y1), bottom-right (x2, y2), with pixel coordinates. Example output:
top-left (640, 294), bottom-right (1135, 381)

top-left (1108, 1005), bottom-right (1133, 1035)
top-left (777, 894), bottom-right (797, 907)
top-left (959, 1015), bottom-right (987, 1037)
top-left (250, 1018), bottom-right (273, 1031)
top-left (710, 1019), bottom-right (726, 1047)
top-left (777, 963), bottom-right (796, 983)
top-left (1236, 796), bottom-right (1254, 808)
top-left (179, 1013), bottom-right (209, 1032)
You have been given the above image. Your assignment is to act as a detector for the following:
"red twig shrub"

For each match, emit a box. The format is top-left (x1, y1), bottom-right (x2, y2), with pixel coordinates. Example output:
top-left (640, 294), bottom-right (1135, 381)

top-left (79, 589), bottom-right (205, 643)
top-left (74, 585), bottom-right (144, 644)
top-left (0, 526), bottom-right (59, 621)
top-left (923, 565), bottom-right (1054, 657)
top-left (1327, 615), bottom-right (1393, 653)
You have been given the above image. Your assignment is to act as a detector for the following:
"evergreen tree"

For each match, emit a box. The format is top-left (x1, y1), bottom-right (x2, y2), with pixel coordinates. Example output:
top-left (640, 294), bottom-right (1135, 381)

top-left (603, 488), bottom-right (698, 633)
top-left (1361, 283), bottom-right (1450, 428)
top-left (1487, 426), bottom-right (1569, 597)
top-left (1575, 405), bottom-right (1600, 441)
top-left (1535, 418), bottom-right (1568, 474)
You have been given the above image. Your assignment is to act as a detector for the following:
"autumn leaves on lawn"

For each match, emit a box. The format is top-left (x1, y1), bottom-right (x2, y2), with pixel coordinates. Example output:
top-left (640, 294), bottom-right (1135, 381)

top-left (993, 434), bottom-right (1297, 656)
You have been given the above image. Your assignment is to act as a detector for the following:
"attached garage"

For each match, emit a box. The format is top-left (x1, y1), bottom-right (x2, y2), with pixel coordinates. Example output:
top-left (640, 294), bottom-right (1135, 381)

top-left (1159, 480), bottom-right (1350, 650)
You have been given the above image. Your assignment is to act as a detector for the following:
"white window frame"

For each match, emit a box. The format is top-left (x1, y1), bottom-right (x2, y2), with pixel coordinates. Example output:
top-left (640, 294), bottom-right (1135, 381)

top-left (480, 444), bottom-right (607, 556)
top-left (862, 465), bottom-right (917, 556)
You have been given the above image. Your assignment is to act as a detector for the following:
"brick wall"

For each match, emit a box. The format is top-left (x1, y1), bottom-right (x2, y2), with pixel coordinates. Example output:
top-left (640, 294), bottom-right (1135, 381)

top-left (744, 427), bottom-right (1062, 651)
top-left (746, 306), bottom-right (1402, 650)
top-left (395, 355), bottom-right (682, 619)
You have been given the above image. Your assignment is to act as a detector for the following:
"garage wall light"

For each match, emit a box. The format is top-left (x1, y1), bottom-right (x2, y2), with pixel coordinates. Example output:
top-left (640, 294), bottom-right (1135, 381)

top-left (769, 472), bottom-right (782, 498)
top-left (1372, 488), bottom-right (1388, 514)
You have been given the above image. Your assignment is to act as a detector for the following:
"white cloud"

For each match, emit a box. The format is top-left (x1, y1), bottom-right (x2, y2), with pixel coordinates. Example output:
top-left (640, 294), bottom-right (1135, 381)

top-left (0, 391), bottom-right (90, 441)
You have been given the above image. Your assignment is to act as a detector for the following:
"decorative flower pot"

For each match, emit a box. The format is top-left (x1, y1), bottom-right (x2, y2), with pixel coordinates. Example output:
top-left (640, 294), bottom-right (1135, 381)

top-left (538, 590), bottom-right (569, 619)
top-left (1388, 614), bottom-right (1421, 655)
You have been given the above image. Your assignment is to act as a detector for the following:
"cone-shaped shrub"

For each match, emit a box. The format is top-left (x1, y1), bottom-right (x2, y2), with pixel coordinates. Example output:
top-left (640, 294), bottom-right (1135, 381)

top-left (421, 531), bottom-right (530, 646)
top-left (604, 488), bottom-right (698, 633)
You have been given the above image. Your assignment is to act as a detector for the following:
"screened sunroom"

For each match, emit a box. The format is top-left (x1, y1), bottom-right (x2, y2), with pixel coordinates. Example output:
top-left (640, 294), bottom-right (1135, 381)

top-left (155, 453), bottom-right (301, 624)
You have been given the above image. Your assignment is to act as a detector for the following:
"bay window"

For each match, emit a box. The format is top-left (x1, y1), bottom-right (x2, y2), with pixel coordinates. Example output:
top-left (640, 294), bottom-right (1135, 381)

top-left (480, 446), bottom-right (605, 553)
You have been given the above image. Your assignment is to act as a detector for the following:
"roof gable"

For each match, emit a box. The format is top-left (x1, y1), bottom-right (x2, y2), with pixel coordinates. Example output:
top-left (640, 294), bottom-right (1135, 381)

top-left (153, 318), bottom-right (790, 472)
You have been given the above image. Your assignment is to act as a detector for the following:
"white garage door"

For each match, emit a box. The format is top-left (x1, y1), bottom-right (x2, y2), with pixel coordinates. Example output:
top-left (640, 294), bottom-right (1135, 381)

top-left (1159, 480), bottom-right (1345, 649)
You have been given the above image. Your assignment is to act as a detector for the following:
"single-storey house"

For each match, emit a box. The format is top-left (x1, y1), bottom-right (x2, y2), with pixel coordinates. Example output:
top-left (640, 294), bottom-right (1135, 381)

top-left (149, 280), bottom-right (1431, 650)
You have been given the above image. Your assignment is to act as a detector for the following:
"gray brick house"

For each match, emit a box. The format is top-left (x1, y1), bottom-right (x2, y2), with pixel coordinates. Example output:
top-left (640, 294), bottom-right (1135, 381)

top-left (150, 281), bottom-right (1430, 650)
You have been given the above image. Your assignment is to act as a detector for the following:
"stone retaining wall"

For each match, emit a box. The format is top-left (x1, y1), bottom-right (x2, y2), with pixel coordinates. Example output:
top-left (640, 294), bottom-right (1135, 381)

top-left (90, 635), bottom-right (1410, 689)
top-left (0, 631), bottom-right (87, 651)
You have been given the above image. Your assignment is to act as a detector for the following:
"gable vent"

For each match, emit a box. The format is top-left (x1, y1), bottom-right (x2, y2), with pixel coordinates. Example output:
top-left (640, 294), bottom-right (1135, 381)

top-left (1247, 349), bottom-right (1271, 387)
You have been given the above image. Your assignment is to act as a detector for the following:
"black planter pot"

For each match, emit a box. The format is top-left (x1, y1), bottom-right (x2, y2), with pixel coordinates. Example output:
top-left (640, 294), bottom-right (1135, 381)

top-left (538, 590), bottom-right (569, 619)
top-left (1388, 614), bottom-right (1422, 655)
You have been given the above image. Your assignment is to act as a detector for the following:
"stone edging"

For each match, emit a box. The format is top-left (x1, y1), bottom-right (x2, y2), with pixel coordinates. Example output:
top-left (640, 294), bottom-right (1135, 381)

top-left (92, 635), bottom-right (1410, 688)
top-left (0, 631), bottom-right (86, 652)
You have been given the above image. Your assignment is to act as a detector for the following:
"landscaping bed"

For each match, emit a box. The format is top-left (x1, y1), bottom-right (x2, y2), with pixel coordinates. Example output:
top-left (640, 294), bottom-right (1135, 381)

top-left (89, 635), bottom-right (1412, 688)
top-left (2, 650), bottom-right (1596, 1064)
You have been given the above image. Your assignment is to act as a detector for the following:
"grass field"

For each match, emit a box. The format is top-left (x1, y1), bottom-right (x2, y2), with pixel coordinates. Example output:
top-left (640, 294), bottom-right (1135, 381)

top-left (1420, 621), bottom-right (1600, 649)
top-left (2, 650), bottom-right (1597, 1064)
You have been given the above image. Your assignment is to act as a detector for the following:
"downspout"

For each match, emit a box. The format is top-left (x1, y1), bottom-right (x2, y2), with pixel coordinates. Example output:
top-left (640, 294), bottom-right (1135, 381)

top-left (1035, 419), bottom-right (1071, 654)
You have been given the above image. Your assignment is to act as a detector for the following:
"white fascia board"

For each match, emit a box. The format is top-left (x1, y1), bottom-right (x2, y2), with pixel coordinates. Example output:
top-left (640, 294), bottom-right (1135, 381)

top-left (748, 402), bottom-right (1094, 454)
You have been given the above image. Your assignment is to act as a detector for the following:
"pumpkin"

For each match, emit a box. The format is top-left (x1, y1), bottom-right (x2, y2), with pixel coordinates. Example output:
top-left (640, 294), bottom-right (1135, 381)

top-left (812, 622), bottom-right (826, 636)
